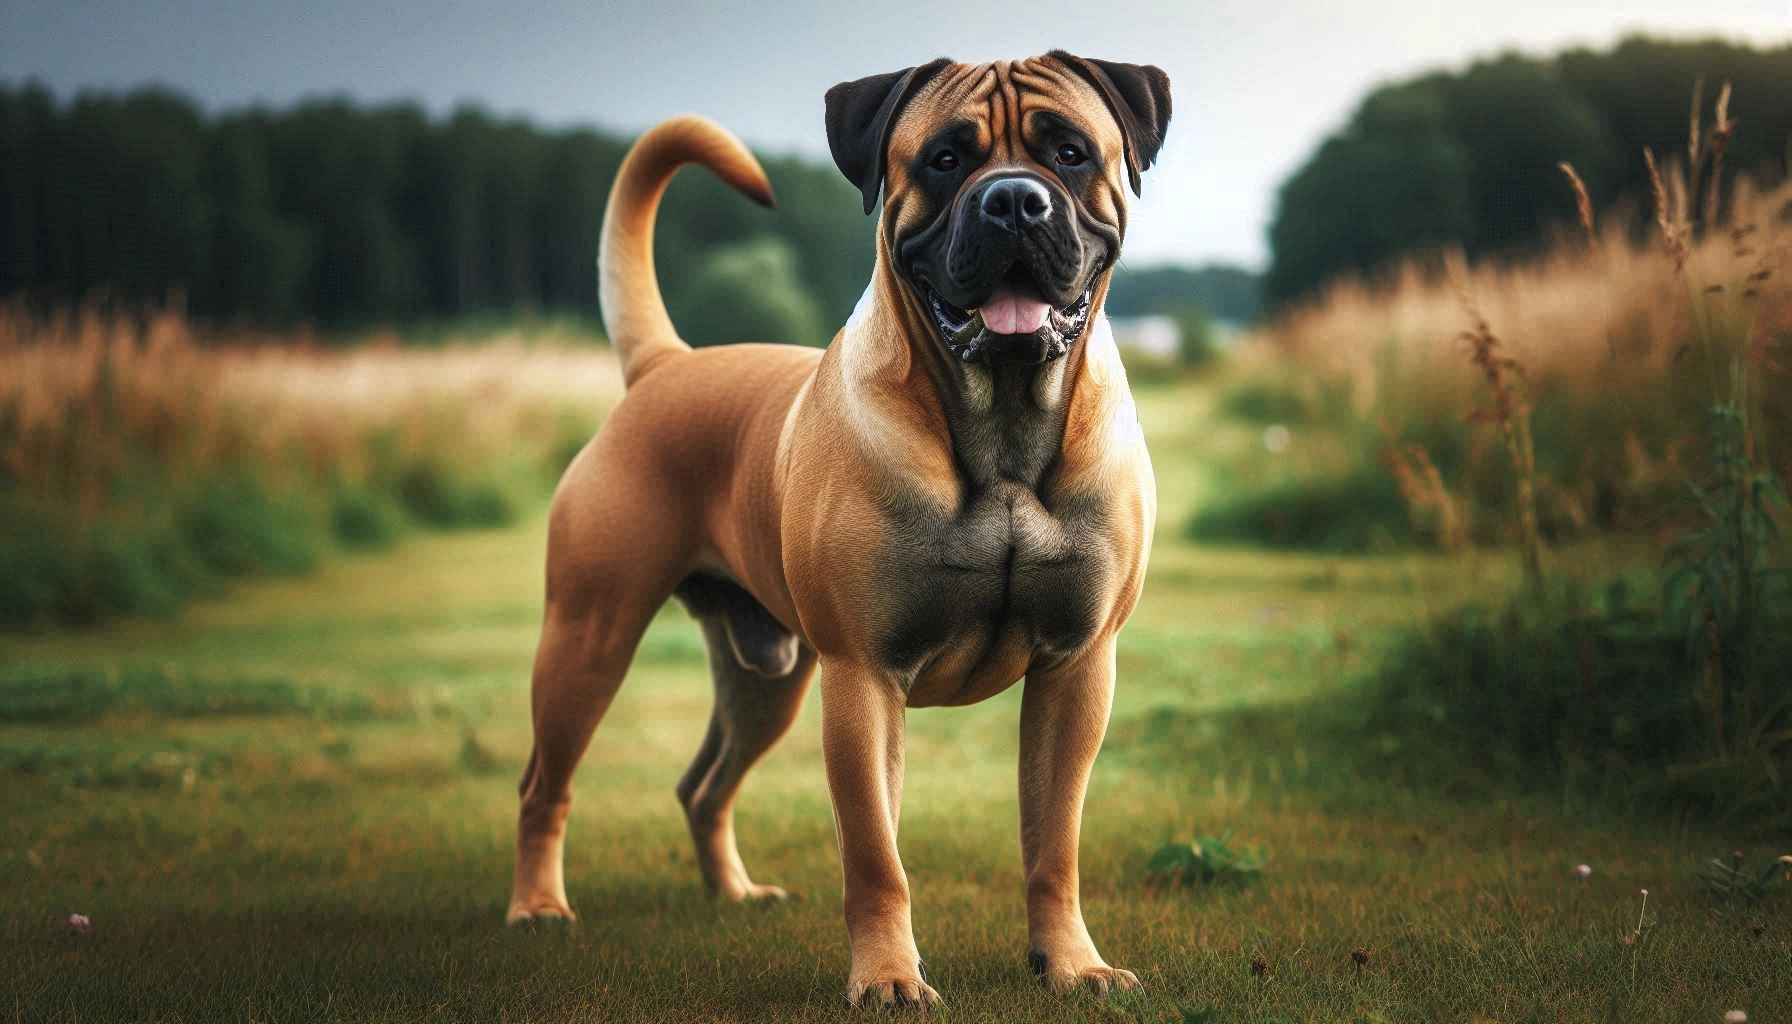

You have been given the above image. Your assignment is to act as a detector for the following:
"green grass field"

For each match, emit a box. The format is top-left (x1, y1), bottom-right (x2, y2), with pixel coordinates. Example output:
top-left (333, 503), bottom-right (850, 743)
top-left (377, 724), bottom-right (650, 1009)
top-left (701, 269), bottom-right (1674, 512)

top-left (4, 383), bottom-right (1788, 1023)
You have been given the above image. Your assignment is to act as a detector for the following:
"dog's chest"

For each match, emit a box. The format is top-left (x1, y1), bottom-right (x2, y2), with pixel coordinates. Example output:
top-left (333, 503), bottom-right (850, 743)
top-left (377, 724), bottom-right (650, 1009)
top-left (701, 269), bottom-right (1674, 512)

top-left (872, 478), bottom-right (1113, 700)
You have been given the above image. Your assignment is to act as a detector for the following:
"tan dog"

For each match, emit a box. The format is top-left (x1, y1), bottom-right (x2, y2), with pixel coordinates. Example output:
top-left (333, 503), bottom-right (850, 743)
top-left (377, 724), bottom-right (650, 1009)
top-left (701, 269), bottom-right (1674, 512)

top-left (507, 53), bottom-right (1170, 1007)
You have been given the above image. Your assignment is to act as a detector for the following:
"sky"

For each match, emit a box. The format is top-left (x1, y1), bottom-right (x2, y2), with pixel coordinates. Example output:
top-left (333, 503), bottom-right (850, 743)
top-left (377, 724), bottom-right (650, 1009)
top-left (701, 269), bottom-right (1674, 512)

top-left (4, 0), bottom-right (1790, 269)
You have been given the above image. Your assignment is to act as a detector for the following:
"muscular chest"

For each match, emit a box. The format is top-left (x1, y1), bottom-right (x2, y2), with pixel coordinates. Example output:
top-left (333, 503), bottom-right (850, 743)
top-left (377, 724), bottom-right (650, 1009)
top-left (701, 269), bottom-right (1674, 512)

top-left (871, 479), bottom-right (1117, 698)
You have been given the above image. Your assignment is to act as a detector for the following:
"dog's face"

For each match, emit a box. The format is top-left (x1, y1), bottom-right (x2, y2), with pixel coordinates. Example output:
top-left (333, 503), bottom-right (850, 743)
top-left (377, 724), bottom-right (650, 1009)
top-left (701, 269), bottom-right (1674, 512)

top-left (826, 54), bottom-right (1171, 366)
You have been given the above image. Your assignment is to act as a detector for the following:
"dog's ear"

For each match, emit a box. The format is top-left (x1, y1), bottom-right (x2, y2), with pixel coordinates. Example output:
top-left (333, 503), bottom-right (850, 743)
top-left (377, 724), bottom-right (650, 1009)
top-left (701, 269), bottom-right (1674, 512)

top-left (1047, 52), bottom-right (1172, 196)
top-left (825, 59), bottom-right (952, 215)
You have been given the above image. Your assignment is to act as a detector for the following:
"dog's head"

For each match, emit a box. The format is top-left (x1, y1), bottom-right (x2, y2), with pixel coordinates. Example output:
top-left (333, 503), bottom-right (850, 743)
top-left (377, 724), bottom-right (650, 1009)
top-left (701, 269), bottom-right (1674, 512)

top-left (826, 54), bottom-right (1170, 366)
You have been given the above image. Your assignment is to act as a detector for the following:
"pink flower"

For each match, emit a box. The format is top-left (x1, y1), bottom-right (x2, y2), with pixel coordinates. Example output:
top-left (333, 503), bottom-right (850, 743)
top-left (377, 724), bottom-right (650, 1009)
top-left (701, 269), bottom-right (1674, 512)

top-left (1724, 1011), bottom-right (1748, 1024)
top-left (1574, 864), bottom-right (1591, 879)
top-left (67, 913), bottom-right (89, 935)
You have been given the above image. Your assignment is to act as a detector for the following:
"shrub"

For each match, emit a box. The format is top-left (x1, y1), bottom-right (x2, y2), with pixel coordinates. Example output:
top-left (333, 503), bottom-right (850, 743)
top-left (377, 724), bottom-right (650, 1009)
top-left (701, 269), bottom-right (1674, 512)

top-left (183, 477), bottom-right (320, 577)
top-left (1366, 581), bottom-right (1790, 826)
top-left (1145, 832), bottom-right (1266, 887)
top-left (329, 486), bottom-right (404, 549)
top-left (394, 463), bottom-right (518, 529)
top-left (1188, 465), bottom-right (1413, 552)
top-left (668, 237), bottom-right (829, 348)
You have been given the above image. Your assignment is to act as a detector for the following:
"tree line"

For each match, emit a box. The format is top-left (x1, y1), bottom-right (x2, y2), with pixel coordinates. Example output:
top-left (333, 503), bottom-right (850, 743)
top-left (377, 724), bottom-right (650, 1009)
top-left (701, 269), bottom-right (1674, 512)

top-left (38, 35), bottom-right (1779, 333)
top-left (11, 37), bottom-right (1789, 334)
top-left (1266, 36), bottom-right (1792, 306)
top-left (0, 84), bottom-right (879, 342)
top-left (0, 80), bottom-right (1260, 341)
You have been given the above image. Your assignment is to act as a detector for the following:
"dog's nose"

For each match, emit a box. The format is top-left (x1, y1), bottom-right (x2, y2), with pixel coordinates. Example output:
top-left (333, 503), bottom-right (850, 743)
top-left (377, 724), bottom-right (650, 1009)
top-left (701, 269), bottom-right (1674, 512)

top-left (976, 176), bottom-right (1052, 233)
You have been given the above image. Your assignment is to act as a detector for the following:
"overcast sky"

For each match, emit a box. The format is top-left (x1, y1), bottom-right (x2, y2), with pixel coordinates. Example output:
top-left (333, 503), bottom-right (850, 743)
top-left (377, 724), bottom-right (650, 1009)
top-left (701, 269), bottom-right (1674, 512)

top-left (4, 0), bottom-right (1789, 268)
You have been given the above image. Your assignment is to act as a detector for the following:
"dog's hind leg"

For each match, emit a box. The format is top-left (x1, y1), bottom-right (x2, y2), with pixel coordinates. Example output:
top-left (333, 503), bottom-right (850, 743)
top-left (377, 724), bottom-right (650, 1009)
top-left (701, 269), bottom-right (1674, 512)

top-left (674, 576), bottom-right (815, 901)
top-left (507, 487), bottom-right (689, 926)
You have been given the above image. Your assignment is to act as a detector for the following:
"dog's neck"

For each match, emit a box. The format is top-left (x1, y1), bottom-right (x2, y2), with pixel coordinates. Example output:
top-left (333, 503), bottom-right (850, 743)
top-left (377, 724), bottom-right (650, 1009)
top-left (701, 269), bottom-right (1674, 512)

top-left (923, 342), bottom-right (1075, 491)
top-left (840, 269), bottom-right (1106, 494)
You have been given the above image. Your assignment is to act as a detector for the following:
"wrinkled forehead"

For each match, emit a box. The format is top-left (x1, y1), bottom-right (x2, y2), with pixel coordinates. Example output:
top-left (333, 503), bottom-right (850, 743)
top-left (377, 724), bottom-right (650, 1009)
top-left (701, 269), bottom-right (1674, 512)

top-left (888, 57), bottom-right (1123, 156)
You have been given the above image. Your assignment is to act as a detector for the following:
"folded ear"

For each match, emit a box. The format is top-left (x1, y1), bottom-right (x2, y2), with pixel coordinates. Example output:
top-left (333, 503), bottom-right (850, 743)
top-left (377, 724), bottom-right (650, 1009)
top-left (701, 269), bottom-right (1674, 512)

top-left (1047, 52), bottom-right (1172, 196)
top-left (825, 58), bottom-right (952, 215)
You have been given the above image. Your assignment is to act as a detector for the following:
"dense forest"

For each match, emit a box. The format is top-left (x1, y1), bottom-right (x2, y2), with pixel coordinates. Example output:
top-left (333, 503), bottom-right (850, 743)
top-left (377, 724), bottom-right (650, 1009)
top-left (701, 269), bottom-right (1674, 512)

top-left (0, 82), bottom-right (1251, 339)
top-left (1266, 36), bottom-right (1792, 304)
top-left (8, 35), bottom-right (1788, 329)
top-left (0, 85), bottom-right (876, 341)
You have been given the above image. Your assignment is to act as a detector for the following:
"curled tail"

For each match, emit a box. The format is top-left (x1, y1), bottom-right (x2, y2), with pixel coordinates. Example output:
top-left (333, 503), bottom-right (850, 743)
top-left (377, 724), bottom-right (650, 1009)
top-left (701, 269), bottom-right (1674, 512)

top-left (601, 115), bottom-right (776, 388)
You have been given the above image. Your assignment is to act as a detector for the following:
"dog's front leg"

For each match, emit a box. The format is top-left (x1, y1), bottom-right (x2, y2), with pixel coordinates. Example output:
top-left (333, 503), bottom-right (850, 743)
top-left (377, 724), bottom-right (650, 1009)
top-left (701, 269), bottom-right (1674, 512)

top-left (1019, 639), bottom-right (1141, 995)
top-left (820, 661), bottom-right (936, 1008)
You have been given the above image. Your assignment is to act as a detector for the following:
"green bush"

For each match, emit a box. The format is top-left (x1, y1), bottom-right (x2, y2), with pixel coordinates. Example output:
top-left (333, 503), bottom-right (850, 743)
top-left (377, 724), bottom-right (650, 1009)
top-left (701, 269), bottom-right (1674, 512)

top-left (329, 486), bottom-right (405, 549)
top-left (1364, 578), bottom-right (1791, 828)
top-left (668, 237), bottom-right (829, 348)
top-left (1188, 466), bottom-right (1413, 552)
top-left (1145, 832), bottom-right (1266, 887)
top-left (394, 464), bottom-right (519, 528)
top-left (0, 454), bottom-right (545, 628)
top-left (1166, 305), bottom-right (1220, 369)
top-left (73, 526), bottom-right (189, 622)
top-left (0, 500), bottom-right (72, 623)
top-left (183, 478), bottom-right (321, 577)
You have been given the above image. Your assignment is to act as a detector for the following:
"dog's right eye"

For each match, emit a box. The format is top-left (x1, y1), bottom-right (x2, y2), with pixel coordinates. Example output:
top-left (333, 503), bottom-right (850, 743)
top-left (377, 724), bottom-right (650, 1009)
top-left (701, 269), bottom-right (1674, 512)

top-left (929, 150), bottom-right (958, 172)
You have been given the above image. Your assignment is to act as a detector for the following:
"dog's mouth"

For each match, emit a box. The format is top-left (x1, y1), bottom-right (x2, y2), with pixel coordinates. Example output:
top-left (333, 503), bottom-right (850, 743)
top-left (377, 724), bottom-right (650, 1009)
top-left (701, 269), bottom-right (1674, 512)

top-left (926, 268), bottom-right (1093, 366)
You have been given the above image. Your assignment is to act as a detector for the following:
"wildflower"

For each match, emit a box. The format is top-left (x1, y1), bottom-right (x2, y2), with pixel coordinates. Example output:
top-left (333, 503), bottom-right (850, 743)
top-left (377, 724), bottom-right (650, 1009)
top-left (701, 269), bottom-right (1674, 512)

top-left (1263, 424), bottom-right (1291, 454)
top-left (67, 913), bottom-right (89, 935)
top-left (1575, 864), bottom-right (1591, 879)
top-left (1250, 955), bottom-right (1268, 980)
top-left (1351, 947), bottom-right (1370, 975)
top-left (1724, 1011), bottom-right (1747, 1024)
top-left (1778, 854), bottom-right (1791, 881)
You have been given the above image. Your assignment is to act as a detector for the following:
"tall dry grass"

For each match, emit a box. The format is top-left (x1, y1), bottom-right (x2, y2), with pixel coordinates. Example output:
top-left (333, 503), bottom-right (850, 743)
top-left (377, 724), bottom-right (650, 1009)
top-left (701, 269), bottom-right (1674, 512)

top-left (1256, 85), bottom-right (1792, 826)
top-left (1213, 168), bottom-right (1791, 549)
top-left (0, 304), bottom-right (618, 624)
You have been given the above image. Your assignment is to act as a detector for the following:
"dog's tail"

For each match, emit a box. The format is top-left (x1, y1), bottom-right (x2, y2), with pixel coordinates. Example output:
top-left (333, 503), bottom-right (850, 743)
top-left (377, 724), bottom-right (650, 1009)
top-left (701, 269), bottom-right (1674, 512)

top-left (601, 116), bottom-right (776, 388)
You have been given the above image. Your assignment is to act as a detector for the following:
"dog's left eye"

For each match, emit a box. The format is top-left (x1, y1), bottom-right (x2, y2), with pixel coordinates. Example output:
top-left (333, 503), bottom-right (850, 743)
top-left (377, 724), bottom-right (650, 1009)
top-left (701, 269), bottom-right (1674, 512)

top-left (930, 150), bottom-right (958, 172)
top-left (1055, 144), bottom-right (1087, 167)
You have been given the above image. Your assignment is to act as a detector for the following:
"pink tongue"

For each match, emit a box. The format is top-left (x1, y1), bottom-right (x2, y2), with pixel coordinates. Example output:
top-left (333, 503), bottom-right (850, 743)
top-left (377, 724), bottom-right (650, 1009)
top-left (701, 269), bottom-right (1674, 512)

top-left (976, 284), bottom-right (1053, 335)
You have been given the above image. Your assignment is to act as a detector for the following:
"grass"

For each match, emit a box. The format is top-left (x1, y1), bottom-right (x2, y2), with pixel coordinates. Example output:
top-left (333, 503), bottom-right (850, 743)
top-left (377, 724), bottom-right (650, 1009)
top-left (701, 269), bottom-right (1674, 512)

top-left (0, 304), bottom-right (615, 625)
top-left (4, 380), bottom-right (1789, 1024)
top-left (1198, 168), bottom-right (1792, 553)
top-left (1351, 105), bottom-right (1792, 831)
top-left (1186, 98), bottom-right (1792, 833)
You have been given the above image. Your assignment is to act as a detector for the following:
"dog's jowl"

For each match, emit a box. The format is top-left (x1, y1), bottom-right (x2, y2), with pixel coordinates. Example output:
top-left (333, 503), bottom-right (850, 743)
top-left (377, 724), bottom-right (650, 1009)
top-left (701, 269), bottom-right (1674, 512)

top-left (507, 53), bottom-right (1170, 1007)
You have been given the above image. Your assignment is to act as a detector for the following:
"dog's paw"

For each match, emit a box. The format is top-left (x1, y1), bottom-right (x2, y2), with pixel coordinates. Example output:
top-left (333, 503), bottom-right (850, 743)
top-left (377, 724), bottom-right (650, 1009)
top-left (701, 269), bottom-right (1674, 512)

top-left (505, 902), bottom-right (575, 929)
top-left (1029, 949), bottom-right (1143, 996)
top-left (846, 960), bottom-right (939, 1009)
top-left (720, 881), bottom-right (791, 905)
top-left (743, 883), bottom-right (790, 904)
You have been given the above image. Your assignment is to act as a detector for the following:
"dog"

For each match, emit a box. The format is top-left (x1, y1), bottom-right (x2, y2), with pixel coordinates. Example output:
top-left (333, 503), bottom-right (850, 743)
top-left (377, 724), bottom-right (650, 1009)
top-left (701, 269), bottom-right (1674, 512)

top-left (507, 52), bottom-right (1170, 1007)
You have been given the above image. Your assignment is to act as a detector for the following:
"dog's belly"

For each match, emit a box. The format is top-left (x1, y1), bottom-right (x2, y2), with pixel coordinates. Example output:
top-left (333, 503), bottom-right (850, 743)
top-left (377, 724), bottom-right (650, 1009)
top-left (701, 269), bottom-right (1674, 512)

top-left (873, 481), bottom-right (1112, 706)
